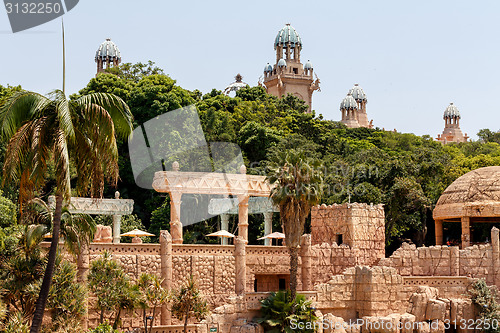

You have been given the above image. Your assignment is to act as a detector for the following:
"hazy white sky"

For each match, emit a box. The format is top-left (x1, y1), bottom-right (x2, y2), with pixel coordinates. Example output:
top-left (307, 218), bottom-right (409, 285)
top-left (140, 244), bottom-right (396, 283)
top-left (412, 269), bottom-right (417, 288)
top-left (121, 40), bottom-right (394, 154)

top-left (1, 0), bottom-right (499, 140)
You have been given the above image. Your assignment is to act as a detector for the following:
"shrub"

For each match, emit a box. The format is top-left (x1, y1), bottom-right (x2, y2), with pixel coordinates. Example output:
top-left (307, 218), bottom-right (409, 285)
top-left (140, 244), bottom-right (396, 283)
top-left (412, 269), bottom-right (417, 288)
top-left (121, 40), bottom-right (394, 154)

top-left (468, 279), bottom-right (500, 333)
top-left (257, 290), bottom-right (318, 333)
top-left (171, 275), bottom-right (209, 333)
top-left (88, 251), bottom-right (139, 329)
top-left (87, 322), bottom-right (120, 333)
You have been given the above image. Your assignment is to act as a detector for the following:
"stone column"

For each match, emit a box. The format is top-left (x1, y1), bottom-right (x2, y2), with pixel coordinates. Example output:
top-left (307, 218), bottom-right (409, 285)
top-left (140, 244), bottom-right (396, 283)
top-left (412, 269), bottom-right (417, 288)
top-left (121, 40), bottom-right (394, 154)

top-left (435, 219), bottom-right (443, 246)
top-left (77, 243), bottom-right (90, 330)
top-left (160, 230), bottom-right (173, 325)
top-left (235, 236), bottom-right (246, 296)
top-left (300, 234), bottom-right (312, 291)
top-left (221, 213), bottom-right (229, 245)
top-left (112, 191), bottom-right (122, 244)
top-left (238, 195), bottom-right (249, 242)
top-left (263, 212), bottom-right (273, 246)
top-left (170, 192), bottom-right (183, 244)
top-left (450, 246), bottom-right (459, 276)
top-left (491, 227), bottom-right (500, 287)
top-left (461, 216), bottom-right (470, 248)
top-left (112, 214), bottom-right (122, 244)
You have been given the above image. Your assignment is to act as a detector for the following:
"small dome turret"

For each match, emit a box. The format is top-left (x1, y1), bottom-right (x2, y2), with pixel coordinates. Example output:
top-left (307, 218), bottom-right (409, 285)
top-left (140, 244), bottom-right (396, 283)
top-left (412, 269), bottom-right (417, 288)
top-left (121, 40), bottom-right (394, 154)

top-left (348, 84), bottom-right (367, 102)
top-left (340, 93), bottom-right (358, 111)
top-left (264, 63), bottom-right (273, 73)
top-left (304, 60), bottom-right (313, 70)
top-left (95, 38), bottom-right (121, 62)
top-left (224, 74), bottom-right (248, 95)
top-left (277, 58), bottom-right (287, 67)
top-left (444, 103), bottom-right (461, 119)
top-left (274, 24), bottom-right (302, 49)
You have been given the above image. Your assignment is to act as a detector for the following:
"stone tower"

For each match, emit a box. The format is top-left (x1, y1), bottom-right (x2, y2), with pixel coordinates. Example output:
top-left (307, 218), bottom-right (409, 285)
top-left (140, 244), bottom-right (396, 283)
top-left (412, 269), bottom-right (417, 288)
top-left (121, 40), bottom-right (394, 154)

top-left (340, 93), bottom-right (360, 128)
top-left (340, 84), bottom-right (373, 128)
top-left (262, 24), bottom-right (320, 113)
top-left (95, 38), bottom-right (121, 76)
top-left (436, 103), bottom-right (468, 144)
top-left (310, 203), bottom-right (385, 261)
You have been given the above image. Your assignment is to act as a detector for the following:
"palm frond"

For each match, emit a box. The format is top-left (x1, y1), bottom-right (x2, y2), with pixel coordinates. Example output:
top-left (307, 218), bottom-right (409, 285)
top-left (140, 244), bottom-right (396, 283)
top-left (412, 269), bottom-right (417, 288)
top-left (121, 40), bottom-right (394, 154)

top-left (50, 90), bottom-right (75, 142)
top-left (0, 90), bottom-right (50, 141)
top-left (76, 93), bottom-right (133, 140)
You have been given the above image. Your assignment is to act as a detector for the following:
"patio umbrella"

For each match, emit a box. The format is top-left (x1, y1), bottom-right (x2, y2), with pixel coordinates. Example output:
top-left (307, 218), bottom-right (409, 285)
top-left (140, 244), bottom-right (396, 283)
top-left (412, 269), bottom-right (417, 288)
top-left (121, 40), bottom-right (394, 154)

top-left (120, 229), bottom-right (155, 243)
top-left (257, 232), bottom-right (285, 240)
top-left (206, 230), bottom-right (235, 238)
top-left (206, 230), bottom-right (235, 245)
top-left (120, 229), bottom-right (155, 237)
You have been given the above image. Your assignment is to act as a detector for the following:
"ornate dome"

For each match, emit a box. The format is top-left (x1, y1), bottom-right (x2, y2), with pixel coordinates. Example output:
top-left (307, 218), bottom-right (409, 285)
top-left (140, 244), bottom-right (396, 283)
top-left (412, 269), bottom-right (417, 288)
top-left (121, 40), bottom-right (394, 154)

top-left (433, 166), bottom-right (500, 219)
top-left (443, 103), bottom-right (461, 119)
top-left (274, 24), bottom-right (302, 49)
top-left (95, 38), bottom-right (121, 62)
top-left (340, 93), bottom-right (358, 111)
top-left (277, 58), bottom-right (287, 67)
top-left (304, 60), bottom-right (313, 70)
top-left (348, 84), bottom-right (367, 102)
top-left (224, 74), bottom-right (248, 95)
top-left (264, 63), bottom-right (273, 73)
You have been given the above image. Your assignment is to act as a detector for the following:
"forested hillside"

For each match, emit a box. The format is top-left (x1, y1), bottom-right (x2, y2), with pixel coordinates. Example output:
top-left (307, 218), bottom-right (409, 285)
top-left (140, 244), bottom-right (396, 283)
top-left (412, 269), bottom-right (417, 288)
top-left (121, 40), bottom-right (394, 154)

top-left (2, 62), bottom-right (500, 250)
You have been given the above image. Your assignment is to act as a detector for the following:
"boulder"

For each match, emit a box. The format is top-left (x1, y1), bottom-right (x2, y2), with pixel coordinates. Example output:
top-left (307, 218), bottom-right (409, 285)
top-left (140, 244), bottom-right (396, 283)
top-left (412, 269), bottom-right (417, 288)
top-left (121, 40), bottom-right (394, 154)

top-left (323, 313), bottom-right (347, 333)
top-left (425, 299), bottom-right (447, 321)
top-left (408, 286), bottom-right (439, 321)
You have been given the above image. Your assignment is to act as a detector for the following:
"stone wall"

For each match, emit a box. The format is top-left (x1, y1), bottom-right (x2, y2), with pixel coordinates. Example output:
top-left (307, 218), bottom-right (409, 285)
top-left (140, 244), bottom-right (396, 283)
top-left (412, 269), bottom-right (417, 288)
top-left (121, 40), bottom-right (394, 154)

top-left (379, 240), bottom-right (498, 286)
top-left (313, 266), bottom-right (475, 323)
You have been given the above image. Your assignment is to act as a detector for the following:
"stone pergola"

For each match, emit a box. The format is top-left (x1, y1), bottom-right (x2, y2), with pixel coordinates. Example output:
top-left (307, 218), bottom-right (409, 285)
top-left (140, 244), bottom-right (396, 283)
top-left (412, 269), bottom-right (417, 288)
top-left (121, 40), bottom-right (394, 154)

top-left (152, 162), bottom-right (273, 244)
top-left (48, 192), bottom-right (134, 243)
top-left (433, 166), bottom-right (500, 248)
top-left (208, 197), bottom-right (278, 245)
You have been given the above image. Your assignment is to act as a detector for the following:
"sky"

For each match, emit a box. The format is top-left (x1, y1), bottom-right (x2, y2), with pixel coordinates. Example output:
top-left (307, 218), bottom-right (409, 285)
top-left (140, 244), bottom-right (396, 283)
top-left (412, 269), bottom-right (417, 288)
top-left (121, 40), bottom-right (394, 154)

top-left (1, 0), bottom-right (500, 140)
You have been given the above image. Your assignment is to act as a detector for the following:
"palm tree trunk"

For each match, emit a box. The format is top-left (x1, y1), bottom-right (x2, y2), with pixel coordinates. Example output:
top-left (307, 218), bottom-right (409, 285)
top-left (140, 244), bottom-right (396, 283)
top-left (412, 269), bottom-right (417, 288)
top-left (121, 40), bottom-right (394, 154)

top-left (184, 313), bottom-right (189, 333)
top-left (289, 247), bottom-right (299, 302)
top-left (113, 308), bottom-right (121, 329)
top-left (149, 306), bottom-right (156, 333)
top-left (30, 195), bottom-right (63, 333)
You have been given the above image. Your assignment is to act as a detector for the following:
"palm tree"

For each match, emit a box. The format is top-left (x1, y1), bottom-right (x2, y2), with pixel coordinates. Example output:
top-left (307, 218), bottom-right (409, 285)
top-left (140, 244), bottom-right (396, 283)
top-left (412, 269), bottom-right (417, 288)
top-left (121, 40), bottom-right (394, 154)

top-left (25, 198), bottom-right (95, 258)
top-left (171, 275), bottom-right (209, 333)
top-left (0, 89), bottom-right (133, 332)
top-left (266, 149), bottom-right (323, 300)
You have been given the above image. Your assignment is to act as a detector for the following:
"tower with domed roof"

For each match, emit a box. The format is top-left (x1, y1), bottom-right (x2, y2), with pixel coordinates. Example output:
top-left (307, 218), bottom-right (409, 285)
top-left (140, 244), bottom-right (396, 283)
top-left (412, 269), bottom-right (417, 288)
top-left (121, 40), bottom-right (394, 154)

top-left (262, 24), bottom-right (320, 113)
top-left (95, 38), bottom-right (121, 76)
top-left (340, 83), bottom-right (373, 128)
top-left (340, 93), bottom-right (360, 128)
top-left (436, 103), bottom-right (468, 144)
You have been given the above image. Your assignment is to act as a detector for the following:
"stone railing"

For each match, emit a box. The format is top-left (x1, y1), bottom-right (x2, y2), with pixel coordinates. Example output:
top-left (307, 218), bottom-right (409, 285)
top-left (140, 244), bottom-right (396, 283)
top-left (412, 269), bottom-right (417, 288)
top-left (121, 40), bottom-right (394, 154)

top-left (246, 245), bottom-right (288, 257)
top-left (402, 276), bottom-right (473, 299)
top-left (88, 244), bottom-right (289, 257)
top-left (173, 244), bottom-right (235, 256)
top-left (89, 243), bottom-right (160, 255)
top-left (403, 276), bottom-right (472, 288)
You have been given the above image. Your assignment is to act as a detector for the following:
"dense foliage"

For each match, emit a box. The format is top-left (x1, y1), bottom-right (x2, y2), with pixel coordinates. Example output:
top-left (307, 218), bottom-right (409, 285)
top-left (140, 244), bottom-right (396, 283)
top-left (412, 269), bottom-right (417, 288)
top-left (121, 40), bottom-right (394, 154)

top-left (3, 61), bottom-right (500, 251)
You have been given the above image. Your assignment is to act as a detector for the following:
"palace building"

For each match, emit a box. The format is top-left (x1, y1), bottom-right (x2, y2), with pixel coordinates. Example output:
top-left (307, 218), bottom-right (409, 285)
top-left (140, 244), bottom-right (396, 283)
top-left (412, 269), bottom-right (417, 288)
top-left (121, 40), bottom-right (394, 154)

top-left (262, 24), bottom-right (320, 113)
